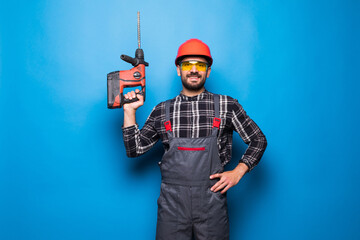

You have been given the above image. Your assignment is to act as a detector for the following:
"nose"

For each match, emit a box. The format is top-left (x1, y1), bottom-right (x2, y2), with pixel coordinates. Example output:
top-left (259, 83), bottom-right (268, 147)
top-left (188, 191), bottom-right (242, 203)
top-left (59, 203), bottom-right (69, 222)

top-left (190, 64), bottom-right (198, 73)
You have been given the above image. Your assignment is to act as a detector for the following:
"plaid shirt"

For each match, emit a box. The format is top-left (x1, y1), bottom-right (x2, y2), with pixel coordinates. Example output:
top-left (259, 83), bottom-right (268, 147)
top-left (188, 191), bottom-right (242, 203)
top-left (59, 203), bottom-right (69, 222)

top-left (122, 90), bottom-right (267, 171)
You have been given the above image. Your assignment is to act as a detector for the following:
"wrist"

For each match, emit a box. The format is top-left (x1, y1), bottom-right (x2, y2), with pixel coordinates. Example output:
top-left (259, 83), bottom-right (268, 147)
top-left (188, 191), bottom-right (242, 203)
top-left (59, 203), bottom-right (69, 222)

top-left (123, 108), bottom-right (137, 127)
top-left (234, 163), bottom-right (249, 176)
top-left (123, 107), bottom-right (136, 114)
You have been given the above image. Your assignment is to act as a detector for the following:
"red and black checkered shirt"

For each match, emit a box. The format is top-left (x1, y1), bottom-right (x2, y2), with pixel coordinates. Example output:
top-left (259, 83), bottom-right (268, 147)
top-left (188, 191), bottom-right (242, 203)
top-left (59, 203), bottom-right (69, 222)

top-left (122, 90), bottom-right (267, 171)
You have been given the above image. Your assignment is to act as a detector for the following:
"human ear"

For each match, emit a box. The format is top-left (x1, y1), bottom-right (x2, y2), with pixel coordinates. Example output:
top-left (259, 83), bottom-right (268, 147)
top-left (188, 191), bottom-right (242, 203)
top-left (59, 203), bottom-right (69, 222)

top-left (177, 65), bottom-right (181, 76)
top-left (206, 67), bottom-right (211, 78)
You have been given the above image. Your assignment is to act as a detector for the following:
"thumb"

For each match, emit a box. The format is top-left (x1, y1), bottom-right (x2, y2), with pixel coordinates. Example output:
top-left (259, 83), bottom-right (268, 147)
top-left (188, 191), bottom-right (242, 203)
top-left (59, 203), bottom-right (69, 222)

top-left (135, 89), bottom-right (144, 101)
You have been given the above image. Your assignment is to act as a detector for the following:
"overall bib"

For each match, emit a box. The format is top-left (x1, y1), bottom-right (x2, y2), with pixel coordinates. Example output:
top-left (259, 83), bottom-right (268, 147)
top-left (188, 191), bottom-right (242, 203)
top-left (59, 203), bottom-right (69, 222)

top-left (156, 95), bottom-right (229, 240)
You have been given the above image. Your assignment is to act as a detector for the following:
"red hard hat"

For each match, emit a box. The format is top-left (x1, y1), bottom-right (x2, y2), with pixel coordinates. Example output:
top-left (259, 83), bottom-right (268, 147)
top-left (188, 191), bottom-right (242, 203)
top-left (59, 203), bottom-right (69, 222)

top-left (175, 39), bottom-right (213, 66)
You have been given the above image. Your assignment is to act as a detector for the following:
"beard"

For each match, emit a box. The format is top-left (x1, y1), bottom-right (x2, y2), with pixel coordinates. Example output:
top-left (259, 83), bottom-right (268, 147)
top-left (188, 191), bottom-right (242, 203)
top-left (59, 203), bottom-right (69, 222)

top-left (181, 72), bottom-right (207, 91)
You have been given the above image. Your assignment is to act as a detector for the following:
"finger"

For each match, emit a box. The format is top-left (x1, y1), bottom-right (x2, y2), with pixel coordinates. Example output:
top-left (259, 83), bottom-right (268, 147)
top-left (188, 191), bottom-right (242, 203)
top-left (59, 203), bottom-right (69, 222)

top-left (135, 88), bottom-right (140, 93)
top-left (131, 91), bottom-right (136, 98)
top-left (210, 173), bottom-right (222, 179)
top-left (213, 181), bottom-right (227, 193)
top-left (221, 185), bottom-right (231, 194)
top-left (126, 92), bottom-right (133, 99)
top-left (210, 180), bottom-right (224, 192)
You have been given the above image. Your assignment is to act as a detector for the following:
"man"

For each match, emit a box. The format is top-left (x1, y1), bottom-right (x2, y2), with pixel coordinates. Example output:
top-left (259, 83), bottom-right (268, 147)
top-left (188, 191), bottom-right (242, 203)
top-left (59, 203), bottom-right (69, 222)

top-left (122, 39), bottom-right (267, 240)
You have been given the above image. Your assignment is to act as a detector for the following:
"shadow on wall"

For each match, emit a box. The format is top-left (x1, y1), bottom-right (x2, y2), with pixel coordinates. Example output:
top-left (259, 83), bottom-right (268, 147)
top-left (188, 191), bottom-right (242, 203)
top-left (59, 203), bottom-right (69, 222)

top-left (105, 107), bottom-right (163, 177)
top-left (129, 143), bottom-right (164, 175)
top-left (226, 142), bottom-right (270, 238)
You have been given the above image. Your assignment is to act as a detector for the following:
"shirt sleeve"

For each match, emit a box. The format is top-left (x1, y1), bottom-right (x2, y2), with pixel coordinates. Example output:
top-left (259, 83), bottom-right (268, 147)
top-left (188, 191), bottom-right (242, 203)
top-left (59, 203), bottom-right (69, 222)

top-left (122, 106), bottom-right (160, 157)
top-left (231, 100), bottom-right (267, 172)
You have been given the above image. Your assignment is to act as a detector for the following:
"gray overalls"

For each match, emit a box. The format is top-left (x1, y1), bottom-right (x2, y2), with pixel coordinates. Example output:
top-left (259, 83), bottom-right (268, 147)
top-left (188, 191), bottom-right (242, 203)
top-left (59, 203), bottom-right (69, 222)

top-left (156, 95), bottom-right (229, 240)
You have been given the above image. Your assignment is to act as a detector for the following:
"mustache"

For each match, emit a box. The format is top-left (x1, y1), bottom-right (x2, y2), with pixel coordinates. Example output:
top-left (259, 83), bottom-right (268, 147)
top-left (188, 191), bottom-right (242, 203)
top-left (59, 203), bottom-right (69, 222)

top-left (186, 73), bottom-right (200, 77)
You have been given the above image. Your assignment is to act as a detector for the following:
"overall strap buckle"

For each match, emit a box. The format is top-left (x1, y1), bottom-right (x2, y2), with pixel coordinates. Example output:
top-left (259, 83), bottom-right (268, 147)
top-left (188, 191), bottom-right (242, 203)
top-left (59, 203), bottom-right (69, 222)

top-left (164, 120), bottom-right (172, 132)
top-left (212, 117), bottom-right (221, 128)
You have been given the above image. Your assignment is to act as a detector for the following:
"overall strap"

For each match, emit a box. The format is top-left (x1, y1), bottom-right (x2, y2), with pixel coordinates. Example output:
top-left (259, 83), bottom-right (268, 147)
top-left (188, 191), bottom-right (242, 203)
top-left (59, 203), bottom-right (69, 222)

top-left (212, 94), bottom-right (221, 136)
top-left (164, 100), bottom-right (173, 137)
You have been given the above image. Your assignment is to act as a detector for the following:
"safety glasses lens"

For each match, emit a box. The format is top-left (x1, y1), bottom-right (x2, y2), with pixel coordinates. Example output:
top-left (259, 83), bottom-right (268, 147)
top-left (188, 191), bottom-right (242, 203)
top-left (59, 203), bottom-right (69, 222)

top-left (181, 61), bottom-right (208, 71)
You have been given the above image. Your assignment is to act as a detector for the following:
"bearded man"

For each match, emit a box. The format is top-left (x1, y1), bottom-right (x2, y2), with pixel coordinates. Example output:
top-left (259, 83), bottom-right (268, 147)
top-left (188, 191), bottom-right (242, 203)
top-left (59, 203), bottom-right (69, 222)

top-left (122, 39), bottom-right (267, 240)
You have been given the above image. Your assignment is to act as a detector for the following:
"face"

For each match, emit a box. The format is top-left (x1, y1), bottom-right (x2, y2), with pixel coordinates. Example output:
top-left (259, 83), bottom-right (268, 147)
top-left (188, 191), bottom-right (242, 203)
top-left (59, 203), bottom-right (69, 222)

top-left (177, 56), bottom-right (211, 91)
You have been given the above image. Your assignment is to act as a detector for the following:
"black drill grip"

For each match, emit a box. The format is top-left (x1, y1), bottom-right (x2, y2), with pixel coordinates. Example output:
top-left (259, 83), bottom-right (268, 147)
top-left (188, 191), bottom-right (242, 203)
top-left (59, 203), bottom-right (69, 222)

top-left (121, 88), bottom-right (145, 106)
top-left (120, 54), bottom-right (138, 66)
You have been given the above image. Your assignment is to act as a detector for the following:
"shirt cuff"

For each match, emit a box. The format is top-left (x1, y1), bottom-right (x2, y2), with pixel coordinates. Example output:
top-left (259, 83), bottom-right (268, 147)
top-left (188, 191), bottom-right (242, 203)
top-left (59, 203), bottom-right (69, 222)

top-left (122, 124), bottom-right (139, 135)
top-left (239, 157), bottom-right (253, 172)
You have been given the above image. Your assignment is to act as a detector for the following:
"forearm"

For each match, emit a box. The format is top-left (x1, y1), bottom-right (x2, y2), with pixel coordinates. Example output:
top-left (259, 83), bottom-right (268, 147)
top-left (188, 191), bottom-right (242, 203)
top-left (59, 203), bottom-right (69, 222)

top-left (123, 89), bottom-right (143, 128)
top-left (231, 100), bottom-right (267, 171)
top-left (240, 134), bottom-right (267, 171)
top-left (122, 124), bottom-right (139, 157)
top-left (122, 108), bottom-right (160, 158)
top-left (123, 128), bottom-right (159, 157)
top-left (123, 109), bottom-right (137, 128)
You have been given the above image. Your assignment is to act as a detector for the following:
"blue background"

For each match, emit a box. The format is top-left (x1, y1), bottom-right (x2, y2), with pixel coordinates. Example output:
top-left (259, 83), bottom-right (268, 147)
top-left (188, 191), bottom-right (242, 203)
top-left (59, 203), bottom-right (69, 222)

top-left (1, 0), bottom-right (359, 239)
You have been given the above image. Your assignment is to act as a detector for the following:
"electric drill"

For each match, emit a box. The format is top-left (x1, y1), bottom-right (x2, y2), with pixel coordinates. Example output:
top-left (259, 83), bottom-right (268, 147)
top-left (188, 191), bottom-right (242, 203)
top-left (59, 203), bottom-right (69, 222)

top-left (107, 12), bottom-right (149, 108)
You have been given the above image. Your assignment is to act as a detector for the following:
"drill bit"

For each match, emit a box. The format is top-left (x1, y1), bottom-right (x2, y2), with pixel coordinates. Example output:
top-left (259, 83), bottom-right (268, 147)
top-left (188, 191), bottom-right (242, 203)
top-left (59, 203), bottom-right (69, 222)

top-left (137, 11), bottom-right (141, 49)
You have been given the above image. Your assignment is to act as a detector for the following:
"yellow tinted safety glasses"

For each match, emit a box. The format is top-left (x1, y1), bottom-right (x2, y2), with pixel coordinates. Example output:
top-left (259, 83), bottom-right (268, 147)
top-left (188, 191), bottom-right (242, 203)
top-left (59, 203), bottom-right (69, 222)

top-left (180, 61), bottom-right (208, 72)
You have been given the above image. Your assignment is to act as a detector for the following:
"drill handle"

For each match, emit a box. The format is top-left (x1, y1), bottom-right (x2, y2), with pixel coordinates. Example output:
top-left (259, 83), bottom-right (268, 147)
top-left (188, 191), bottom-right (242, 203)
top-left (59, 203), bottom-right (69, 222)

top-left (121, 86), bottom-right (146, 106)
top-left (121, 49), bottom-right (149, 67)
top-left (120, 54), bottom-right (138, 66)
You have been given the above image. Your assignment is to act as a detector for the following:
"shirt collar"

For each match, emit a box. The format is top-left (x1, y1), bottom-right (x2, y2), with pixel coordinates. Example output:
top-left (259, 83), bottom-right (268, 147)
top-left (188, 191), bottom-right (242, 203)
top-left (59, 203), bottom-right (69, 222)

top-left (179, 89), bottom-right (209, 101)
